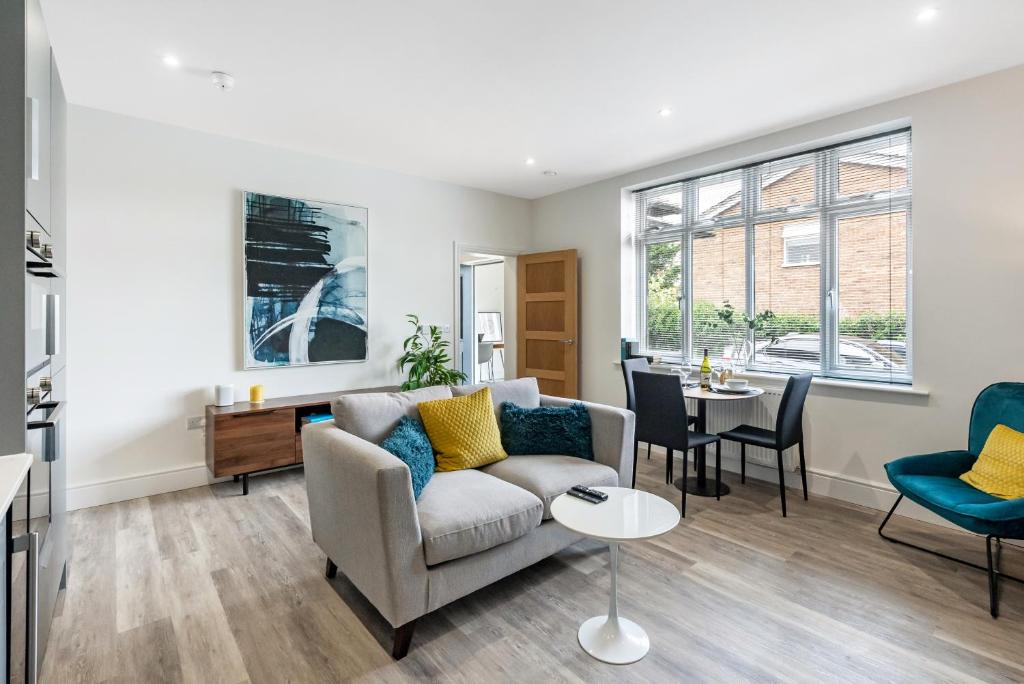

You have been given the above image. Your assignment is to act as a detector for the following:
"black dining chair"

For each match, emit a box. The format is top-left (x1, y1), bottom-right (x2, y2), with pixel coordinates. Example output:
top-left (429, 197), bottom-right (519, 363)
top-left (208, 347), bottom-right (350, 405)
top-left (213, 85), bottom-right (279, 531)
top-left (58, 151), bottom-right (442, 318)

top-left (622, 357), bottom-right (697, 464)
top-left (717, 373), bottom-right (812, 517)
top-left (633, 371), bottom-right (720, 516)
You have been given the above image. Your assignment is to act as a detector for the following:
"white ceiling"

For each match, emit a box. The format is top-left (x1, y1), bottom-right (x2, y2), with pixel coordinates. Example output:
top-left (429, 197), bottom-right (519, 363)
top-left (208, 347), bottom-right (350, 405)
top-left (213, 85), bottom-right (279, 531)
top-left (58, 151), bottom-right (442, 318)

top-left (42, 0), bottom-right (1024, 199)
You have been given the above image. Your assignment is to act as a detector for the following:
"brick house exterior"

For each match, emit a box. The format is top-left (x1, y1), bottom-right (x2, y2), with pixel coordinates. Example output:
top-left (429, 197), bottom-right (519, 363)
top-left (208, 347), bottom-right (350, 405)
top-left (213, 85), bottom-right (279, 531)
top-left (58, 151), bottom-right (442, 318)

top-left (690, 161), bottom-right (908, 319)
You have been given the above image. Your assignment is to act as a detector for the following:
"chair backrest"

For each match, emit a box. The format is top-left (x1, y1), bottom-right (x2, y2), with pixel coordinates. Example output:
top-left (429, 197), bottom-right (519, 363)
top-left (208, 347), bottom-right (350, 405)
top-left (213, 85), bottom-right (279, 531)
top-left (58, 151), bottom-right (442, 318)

top-left (633, 370), bottom-right (691, 451)
top-left (775, 373), bottom-right (813, 448)
top-left (620, 357), bottom-right (649, 411)
top-left (477, 342), bottom-right (494, 364)
top-left (969, 382), bottom-right (1024, 454)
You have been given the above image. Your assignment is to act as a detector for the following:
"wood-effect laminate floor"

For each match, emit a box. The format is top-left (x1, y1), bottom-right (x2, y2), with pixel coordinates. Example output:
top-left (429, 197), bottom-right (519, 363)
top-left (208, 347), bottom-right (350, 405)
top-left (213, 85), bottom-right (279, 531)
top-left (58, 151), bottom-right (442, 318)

top-left (41, 450), bottom-right (1024, 683)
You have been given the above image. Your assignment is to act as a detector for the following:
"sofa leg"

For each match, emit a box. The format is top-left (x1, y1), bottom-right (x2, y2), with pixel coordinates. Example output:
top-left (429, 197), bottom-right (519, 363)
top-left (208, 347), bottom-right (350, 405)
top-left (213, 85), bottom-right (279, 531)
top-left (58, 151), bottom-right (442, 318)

top-left (325, 558), bottom-right (337, 579)
top-left (987, 536), bottom-right (1000, 619)
top-left (392, 619), bottom-right (417, 659)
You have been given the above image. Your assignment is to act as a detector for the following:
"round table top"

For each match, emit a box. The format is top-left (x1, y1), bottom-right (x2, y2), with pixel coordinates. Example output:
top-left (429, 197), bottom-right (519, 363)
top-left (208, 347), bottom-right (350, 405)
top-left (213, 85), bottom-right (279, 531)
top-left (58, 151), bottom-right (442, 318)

top-left (683, 385), bottom-right (765, 401)
top-left (550, 487), bottom-right (680, 542)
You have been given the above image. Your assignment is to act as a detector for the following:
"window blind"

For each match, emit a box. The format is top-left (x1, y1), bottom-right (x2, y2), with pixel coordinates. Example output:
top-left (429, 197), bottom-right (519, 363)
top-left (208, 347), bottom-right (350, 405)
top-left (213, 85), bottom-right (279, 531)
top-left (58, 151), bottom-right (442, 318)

top-left (633, 128), bottom-right (911, 383)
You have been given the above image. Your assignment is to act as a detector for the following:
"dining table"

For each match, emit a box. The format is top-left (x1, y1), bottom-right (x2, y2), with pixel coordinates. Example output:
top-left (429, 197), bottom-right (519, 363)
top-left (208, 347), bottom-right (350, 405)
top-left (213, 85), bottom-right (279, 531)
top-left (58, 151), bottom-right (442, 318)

top-left (675, 384), bottom-right (765, 497)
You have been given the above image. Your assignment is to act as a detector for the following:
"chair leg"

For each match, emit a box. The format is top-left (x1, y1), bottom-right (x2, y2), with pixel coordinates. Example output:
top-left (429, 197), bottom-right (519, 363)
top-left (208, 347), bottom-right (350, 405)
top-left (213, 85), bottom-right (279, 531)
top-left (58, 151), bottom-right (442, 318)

top-left (798, 440), bottom-right (808, 501)
top-left (631, 439), bottom-right (639, 489)
top-left (666, 448), bottom-right (674, 485)
top-left (392, 619), bottom-right (417, 659)
top-left (987, 535), bottom-right (1000, 619)
top-left (647, 442), bottom-right (651, 460)
top-left (715, 446), bottom-right (721, 500)
top-left (325, 557), bottom-right (337, 579)
top-left (681, 452), bottom-right (688, 518)
top-left (740, 443), bottom-right (746, 484)
top-left (776, 449), bottom-right (787, 517)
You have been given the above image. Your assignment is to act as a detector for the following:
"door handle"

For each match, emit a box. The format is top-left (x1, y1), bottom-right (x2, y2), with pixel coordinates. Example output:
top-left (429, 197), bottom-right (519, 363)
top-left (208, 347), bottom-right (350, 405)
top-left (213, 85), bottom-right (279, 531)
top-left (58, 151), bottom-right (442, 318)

top-left (13, 530), bottom-right (40, 684)
top-left (562, 339), bottom-right (575, 345)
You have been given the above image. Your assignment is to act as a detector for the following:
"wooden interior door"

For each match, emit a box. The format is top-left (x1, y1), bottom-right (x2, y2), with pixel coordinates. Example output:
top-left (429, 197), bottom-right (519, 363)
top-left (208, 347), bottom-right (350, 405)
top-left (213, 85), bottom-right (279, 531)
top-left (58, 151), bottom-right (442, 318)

top-left (517, 249), bottom-right (578, 398)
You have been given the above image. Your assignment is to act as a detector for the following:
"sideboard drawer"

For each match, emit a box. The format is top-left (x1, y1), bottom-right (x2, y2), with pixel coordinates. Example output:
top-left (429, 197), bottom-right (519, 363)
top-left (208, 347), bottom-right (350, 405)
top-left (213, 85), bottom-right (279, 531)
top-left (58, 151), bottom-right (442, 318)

top-left (211, 408), bottom-right (296, 476)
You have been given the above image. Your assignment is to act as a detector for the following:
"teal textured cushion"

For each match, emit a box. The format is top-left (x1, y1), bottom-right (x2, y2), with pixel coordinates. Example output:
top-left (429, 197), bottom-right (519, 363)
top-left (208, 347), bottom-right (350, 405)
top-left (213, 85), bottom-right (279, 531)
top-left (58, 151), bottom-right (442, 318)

top-left (500, 402), bottom-right (593, 460)
top-left (380, 416), bottom-right (435, 499)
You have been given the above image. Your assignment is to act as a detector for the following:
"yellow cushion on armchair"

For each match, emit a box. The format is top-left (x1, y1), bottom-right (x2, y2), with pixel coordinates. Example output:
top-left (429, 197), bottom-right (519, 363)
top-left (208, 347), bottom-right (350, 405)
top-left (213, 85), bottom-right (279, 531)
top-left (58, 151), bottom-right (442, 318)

top-left (418, 387), bottom-right (508, 471)
top-left (960, 424), bottom-right (1024, 499)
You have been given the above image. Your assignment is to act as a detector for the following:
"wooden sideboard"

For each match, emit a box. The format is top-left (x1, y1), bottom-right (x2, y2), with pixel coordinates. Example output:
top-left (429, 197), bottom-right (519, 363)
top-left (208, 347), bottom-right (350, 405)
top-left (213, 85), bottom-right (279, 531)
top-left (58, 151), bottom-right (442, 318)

top-left (205, 386), bottom-right (395, 494)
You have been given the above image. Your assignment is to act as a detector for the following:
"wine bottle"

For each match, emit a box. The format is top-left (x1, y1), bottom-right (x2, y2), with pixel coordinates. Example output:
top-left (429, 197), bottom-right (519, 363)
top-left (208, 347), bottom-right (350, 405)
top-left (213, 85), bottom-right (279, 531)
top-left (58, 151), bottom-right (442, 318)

top-left (700, 348), bottom-right (712, 390)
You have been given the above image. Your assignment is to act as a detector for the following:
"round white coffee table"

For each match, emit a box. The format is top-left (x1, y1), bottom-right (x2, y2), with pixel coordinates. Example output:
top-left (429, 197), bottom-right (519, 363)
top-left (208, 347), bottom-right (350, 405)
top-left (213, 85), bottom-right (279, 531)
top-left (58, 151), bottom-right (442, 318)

top-left (550, 486), bottom-right (680, 664)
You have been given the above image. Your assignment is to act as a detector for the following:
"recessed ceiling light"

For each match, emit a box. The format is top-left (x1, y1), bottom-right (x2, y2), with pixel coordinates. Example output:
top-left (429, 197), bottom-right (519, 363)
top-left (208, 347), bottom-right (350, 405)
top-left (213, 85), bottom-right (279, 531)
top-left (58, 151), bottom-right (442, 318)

top-left (542, 169), bottom-right (558, 177)
top-left (162, 54), bottom-right (180, 69)
top-left (658, 108), bottom-right (673, 117)
top-left (916, 6), bottom-right (938, 22)
top-left (525, 157), bottom-right (536, 166)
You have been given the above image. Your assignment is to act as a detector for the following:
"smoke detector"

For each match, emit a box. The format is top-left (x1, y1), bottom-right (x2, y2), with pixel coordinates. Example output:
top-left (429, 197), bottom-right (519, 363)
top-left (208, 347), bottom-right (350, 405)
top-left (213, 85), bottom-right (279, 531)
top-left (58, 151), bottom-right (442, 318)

top-left (211, 71), bottom-right (235, 91)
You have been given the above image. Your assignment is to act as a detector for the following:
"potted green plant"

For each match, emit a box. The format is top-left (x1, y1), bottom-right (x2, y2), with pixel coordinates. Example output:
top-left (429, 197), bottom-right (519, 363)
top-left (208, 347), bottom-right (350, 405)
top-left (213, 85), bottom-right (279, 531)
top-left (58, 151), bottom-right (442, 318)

top-left (396, 314), bottom-right (467, 390)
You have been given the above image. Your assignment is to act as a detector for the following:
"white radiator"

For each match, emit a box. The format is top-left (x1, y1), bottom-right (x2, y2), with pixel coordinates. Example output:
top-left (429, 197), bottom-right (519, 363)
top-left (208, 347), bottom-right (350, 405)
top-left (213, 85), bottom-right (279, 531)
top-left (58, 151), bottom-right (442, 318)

top-left (686, 387), bottom-right (797, 471)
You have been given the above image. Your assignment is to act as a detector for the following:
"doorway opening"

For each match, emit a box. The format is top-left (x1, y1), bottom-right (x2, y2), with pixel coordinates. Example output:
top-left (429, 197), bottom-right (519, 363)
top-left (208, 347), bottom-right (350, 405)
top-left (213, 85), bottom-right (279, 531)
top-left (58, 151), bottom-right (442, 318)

top-left (456, 249), bottom-right (517, 384)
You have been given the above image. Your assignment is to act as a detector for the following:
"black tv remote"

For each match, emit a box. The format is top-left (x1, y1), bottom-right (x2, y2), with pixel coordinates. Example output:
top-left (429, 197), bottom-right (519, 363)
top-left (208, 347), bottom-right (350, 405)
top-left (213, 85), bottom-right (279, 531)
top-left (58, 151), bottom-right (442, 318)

top-left (571, 485), bottom-right (608, 501)
top-left (566, 489), bottom-right (603, 504)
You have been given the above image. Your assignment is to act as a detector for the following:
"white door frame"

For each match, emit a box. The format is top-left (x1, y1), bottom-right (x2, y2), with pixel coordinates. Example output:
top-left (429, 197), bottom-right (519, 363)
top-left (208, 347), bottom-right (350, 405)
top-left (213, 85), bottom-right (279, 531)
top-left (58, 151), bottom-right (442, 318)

top-left (452, 242), bottom-right (526, 381)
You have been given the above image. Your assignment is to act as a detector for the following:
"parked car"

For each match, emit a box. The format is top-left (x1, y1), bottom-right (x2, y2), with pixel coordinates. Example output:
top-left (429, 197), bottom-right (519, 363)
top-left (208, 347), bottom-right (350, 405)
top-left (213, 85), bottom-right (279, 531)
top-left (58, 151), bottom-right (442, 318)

top-left (754, 333), bottom-right (906, 372)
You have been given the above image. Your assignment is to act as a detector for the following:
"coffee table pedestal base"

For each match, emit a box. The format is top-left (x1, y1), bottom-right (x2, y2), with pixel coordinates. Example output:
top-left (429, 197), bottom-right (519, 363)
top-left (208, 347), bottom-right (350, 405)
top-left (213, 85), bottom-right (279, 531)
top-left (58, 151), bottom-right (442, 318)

top-left (577, 615), bottom-right (650, 664)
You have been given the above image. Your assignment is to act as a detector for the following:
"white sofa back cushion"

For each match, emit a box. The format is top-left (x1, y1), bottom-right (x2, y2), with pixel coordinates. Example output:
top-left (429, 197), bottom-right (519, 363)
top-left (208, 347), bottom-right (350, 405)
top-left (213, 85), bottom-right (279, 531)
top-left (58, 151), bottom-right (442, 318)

top-left (332, 385), bottom-right (452, 443)
top-left (451, 377), bottom-right (541, 415)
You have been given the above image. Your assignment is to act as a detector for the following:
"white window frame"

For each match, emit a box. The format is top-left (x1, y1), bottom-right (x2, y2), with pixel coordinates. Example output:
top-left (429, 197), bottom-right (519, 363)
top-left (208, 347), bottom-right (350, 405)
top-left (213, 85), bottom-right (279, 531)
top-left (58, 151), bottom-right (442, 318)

top-left (634, 129), bottom-right (912, 384)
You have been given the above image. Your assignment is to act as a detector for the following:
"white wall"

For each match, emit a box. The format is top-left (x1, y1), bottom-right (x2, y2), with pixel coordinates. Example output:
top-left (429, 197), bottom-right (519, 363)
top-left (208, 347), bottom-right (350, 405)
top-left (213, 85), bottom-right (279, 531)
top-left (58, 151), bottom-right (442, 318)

top-left (67, 106), bottom-right (530, 508)
top-left (531, 64), bottom-right (1024, 521)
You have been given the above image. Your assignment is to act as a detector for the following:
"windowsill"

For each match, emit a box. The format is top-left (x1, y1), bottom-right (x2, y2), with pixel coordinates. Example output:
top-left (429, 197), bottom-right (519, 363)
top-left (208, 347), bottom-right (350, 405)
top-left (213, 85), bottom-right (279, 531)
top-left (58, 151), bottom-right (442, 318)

top-left (781, 261), bottom-right (820, 268)
top-left (612, 359), bottom-right (929, 396)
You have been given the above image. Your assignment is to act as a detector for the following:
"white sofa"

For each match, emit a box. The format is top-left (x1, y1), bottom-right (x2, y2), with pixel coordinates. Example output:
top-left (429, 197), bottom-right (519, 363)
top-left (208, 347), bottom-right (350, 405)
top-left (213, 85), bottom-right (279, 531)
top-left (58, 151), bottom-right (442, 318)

top-left (301, 377), bottom-right (635, 658)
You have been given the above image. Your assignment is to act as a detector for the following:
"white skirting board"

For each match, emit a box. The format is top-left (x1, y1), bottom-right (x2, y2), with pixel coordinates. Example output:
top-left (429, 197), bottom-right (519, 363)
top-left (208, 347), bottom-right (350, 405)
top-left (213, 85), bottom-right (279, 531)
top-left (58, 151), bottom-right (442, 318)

top-left (66, 463), bottom-right (223, 511)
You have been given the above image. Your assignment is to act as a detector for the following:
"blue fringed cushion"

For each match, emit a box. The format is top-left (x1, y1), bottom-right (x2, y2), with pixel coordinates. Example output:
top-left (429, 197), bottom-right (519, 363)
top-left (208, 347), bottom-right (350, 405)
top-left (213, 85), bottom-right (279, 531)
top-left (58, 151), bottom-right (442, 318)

top-left (380, 416), bottom-right (435, 499)
top-left (500, 402), bottom-right (593, 460)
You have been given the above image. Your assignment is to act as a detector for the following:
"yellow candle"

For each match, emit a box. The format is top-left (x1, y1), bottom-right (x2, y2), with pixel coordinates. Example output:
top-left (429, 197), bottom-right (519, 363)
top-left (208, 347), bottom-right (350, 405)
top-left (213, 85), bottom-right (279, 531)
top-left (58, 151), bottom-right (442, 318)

top-left (249, 384), bottom-right (264, 403)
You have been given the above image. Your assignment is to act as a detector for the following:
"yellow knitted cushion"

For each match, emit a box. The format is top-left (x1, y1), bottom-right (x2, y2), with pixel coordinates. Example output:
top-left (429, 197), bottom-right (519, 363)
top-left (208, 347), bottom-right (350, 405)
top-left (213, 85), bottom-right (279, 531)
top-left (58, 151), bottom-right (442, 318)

top-left (418, 387), bottom-right (508, 472)
top-left (960, 424), bottom-right (1024, 499)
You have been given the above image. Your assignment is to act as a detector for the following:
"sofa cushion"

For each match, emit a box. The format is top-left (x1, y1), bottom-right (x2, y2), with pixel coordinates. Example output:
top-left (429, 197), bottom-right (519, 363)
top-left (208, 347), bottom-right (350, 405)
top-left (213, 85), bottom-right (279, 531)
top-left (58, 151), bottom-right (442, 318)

top-left (332, 385), bottom-right (452, 443)
top-left (419, 387), bottom-right (508, 472)
top-left (416, 469), bottom-right (542, 565)
top-left (452, 377), bottom-right (540, 416)
top-left (481, 455), bottom-right (618, 520)
top-left (500, 402), bottom-right (593, 460)
top-left (379, 417), bottom-right (435, 500)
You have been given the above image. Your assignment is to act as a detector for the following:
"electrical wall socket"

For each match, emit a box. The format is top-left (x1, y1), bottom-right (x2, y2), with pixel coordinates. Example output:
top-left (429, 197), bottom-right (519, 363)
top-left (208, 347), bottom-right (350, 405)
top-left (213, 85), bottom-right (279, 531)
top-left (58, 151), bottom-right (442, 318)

top-left (187, 416), bottom-right (205, 431)
top-left (441, 323), bottom-right (452, 334)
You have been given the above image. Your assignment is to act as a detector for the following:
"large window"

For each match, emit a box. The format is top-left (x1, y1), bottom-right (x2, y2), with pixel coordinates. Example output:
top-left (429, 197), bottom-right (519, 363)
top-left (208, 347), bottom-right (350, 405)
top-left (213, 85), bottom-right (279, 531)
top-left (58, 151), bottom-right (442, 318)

top-left (634, 129), bottom-right (911, 384)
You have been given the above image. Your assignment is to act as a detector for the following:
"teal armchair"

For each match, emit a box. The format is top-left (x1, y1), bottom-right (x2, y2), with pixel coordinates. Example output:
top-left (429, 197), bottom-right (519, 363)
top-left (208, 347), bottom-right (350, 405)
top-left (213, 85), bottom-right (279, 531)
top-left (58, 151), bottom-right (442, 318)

top-left (880, 382), bottom-right (1024, 617)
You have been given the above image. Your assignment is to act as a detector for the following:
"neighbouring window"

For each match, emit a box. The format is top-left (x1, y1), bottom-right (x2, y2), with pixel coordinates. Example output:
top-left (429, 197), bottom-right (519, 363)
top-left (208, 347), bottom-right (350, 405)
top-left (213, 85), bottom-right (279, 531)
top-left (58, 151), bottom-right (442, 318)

top-left (632, 129), bottom-right (911, 384)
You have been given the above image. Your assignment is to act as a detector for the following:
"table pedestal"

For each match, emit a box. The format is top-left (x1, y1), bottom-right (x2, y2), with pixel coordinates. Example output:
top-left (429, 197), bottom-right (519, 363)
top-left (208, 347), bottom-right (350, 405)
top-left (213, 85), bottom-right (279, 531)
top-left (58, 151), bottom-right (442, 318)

top-left (577, 542), bottom-right (650, 664)
top-left (673, 397), bottom-right (731, 497)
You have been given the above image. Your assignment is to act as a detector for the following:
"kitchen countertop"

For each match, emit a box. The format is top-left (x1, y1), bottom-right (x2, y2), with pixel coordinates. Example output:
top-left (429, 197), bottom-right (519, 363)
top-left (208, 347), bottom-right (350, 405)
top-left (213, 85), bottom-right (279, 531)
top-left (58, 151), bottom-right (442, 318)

top-left (0, 453), bottom-right (32, 513)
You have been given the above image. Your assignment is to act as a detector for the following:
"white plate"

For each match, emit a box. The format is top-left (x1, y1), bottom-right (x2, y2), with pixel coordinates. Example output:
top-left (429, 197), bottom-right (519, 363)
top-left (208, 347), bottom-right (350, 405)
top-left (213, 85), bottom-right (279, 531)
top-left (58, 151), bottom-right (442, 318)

top-left (711, 384), bottom-right (756, 394)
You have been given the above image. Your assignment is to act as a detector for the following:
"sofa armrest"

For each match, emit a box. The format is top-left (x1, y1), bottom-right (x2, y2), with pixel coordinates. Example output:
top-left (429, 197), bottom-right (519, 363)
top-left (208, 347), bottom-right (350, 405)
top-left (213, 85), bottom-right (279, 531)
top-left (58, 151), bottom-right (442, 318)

top-left (540, 395), bottom-right (635, 485)
top-left (301, 421), bottom-right (428, 627)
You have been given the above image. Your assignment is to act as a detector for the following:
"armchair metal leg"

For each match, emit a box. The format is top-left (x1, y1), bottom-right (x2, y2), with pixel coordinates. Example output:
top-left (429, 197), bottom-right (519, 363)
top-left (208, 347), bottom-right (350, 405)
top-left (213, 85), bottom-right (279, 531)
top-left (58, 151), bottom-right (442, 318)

top-left (879, 494), bottom-right (1023, 619)
top-left (776, 449), bottom-right (787, 517)
top-left (987, 535), bottom-right (1000, 618)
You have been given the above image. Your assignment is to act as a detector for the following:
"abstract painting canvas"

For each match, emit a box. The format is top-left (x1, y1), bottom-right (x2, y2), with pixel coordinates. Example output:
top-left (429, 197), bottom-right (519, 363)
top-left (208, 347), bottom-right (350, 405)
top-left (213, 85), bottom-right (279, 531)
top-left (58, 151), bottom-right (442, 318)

top-left (243, 192), bottom-right (367, 368)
